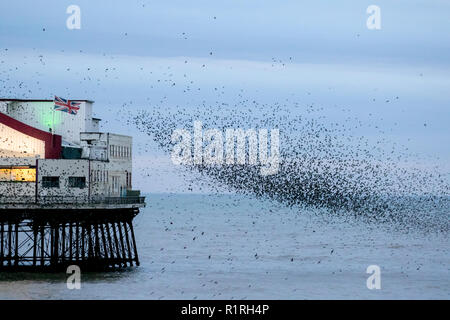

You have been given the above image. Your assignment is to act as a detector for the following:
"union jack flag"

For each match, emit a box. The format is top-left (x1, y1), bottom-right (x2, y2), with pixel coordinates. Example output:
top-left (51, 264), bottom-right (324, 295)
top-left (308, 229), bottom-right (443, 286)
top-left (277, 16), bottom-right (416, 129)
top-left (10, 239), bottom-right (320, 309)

top-left (54, 96), bottom-right (81, 115)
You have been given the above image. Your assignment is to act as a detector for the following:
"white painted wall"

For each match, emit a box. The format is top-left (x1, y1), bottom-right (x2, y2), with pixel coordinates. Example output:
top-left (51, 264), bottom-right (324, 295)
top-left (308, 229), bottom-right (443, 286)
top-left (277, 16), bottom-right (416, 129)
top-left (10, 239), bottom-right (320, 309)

top-left (82, 133), bottom-right (133, 196)
top-left (80, 132), bottom-right (108, 161)
top-left (107, 134), bottom-right (132, 196)
top-left (0, 122), bottom-right (45, 158)
top-left (0, 151), bottom-right (135, 198)
top-left (0, 158), bottom-right (37, 166)
top-left (90, 160), bottom-right (110, 196)
top-left (37, 159), bottom-right (90, 197)
top-left (0, 181), bottom-right (35, 198)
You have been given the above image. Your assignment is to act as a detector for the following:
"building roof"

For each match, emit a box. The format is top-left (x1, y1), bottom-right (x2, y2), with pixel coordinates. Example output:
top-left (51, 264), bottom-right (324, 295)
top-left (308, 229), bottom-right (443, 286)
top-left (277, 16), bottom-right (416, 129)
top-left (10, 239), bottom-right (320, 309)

top-left (0, 98), bottom-right (95, 103)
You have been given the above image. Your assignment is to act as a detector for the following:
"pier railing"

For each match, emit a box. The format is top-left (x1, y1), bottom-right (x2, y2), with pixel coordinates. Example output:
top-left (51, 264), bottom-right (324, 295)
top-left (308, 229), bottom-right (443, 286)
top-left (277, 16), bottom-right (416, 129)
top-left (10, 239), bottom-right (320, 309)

top-left (0, 196), bottom-right (145, 206)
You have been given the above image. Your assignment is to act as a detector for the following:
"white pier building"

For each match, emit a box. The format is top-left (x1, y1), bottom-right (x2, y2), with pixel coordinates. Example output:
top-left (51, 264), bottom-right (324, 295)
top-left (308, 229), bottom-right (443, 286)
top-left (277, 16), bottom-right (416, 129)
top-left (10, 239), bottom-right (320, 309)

top-left (0, 98), bottom-right (143, 207)
top-left (0, 98), bottom-right (144, 270)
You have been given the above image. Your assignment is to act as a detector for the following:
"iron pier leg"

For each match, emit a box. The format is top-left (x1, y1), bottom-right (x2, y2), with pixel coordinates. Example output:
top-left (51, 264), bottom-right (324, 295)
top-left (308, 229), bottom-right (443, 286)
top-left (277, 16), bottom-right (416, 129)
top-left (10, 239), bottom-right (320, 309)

top-left (123, 221), bottom-right (133, 266)
top-left (76, 222), bottom-right (80, 262)
top-left (94, 222), bottom-right (100, 260)
top-left (32, 223), bottom-right (37, 267)
top-left (40, 224), bottom-right (45, 268)
top-left (0, 221), bottom-right (4, 267)
top-left (61, 222), bottom-right (66, 264)
top-left (100, 223), bottom-right (108, 261)
top-left (81, 224), bottom-right (85, 262)
top-left (112, 222), bottom-right (121, 268)
top-left (8, 222), bottom-right (12, 267)
top-left (87, 224), bottom-right (93, 260)
top-left (14, 222), bottom-right (19, 267)
top-left (52, 223), bottom-right (59, 267)
top-left (69, 221), bottom-right (73, 262)
top-left (128, 220), bottom-right (140, 266)
top-left (117, 221), bottom-right (127, 267)
top-left (105, 222), bottom-right (114, 268)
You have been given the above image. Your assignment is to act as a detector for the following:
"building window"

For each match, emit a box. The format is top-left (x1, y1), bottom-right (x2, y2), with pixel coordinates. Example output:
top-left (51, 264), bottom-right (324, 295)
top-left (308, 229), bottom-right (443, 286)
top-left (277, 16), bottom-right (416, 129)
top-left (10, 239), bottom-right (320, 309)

top-left (69, 176), bottom-right (86, 189)
top-left (42, 176), bottom-right (60, 188)
top-left (0, 168), bottom-right (36, 182)
top-left (112, 176), bottom-right (119, 194)
top-left (126, 172), bottom-right (132, 188)
top-left (91, 170), bottom-right (101, 183)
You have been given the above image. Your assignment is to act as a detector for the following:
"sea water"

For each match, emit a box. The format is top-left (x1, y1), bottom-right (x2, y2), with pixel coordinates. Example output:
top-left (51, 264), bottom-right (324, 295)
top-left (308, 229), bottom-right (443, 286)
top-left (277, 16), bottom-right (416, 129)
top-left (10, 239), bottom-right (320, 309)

top-left (0, 193), bottom-right (448, 299)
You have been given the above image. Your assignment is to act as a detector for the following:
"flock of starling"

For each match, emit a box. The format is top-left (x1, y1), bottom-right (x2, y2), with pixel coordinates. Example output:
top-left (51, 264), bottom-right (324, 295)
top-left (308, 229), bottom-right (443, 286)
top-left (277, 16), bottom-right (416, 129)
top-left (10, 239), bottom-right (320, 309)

top-left (132, 102), bottom-right (449, 233)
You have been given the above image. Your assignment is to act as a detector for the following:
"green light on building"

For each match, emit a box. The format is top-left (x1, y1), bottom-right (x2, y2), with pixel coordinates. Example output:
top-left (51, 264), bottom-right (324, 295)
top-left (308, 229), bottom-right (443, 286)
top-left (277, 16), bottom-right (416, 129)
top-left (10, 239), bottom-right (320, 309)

top-left (38, 102), bottom-right (61, 132)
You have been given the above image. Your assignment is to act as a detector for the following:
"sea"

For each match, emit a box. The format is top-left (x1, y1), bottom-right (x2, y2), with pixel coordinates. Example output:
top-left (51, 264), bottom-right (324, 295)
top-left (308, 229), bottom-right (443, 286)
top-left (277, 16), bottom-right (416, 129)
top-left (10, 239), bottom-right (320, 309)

top-left (0, 193), bottom-right (449, 299)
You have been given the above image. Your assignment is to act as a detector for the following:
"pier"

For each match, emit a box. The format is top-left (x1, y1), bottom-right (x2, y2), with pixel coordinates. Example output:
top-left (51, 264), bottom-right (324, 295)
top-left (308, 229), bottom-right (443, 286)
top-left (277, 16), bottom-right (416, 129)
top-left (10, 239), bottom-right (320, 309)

top-left (0, 98), bottom-right (145, 272)
top-left (0, 196), bottom-right (145, 271)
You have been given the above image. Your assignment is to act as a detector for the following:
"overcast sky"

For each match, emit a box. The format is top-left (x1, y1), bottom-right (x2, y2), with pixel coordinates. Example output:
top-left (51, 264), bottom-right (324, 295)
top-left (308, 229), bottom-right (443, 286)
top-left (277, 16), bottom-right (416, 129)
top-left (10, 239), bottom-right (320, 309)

top-left (1, 0), bottom-right (449, 192)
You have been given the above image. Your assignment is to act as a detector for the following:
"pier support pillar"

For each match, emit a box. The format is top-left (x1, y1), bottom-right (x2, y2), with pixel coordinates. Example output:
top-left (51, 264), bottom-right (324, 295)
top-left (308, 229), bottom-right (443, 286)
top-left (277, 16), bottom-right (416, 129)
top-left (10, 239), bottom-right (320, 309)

top-left (0, 208), bottom-right (141, 271)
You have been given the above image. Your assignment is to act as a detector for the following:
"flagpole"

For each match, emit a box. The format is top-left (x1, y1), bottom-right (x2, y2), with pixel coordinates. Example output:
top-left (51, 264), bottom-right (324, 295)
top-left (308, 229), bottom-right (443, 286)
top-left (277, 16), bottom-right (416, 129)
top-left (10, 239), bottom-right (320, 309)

top-left (52, 96), bottom-right (55, 135)
top-left (52, 96), bottom-right (55, 149)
